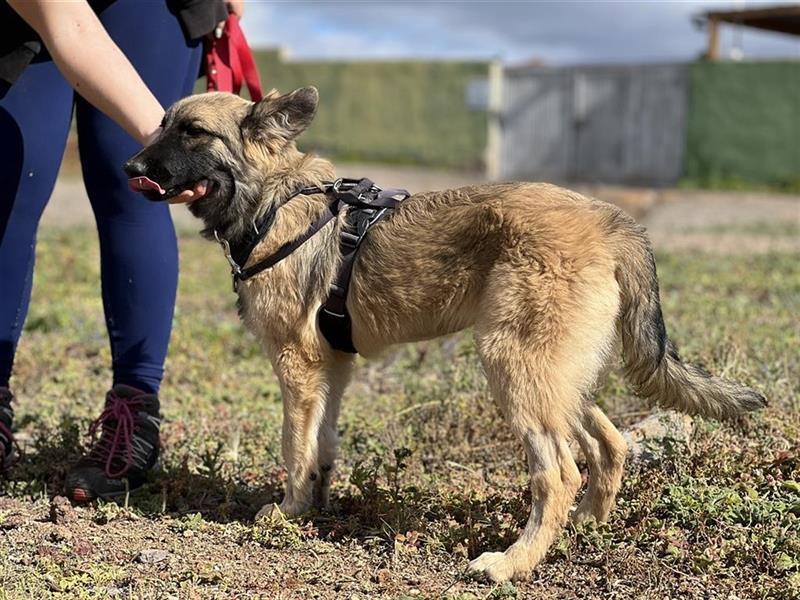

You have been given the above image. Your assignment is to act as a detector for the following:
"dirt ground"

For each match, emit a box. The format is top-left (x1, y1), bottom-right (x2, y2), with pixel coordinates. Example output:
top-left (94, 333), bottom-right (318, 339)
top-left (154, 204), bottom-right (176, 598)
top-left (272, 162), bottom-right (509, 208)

top-left (43, 167), bottom-right (800, 254)
top-left (2, 167), bottom-right (798, 599)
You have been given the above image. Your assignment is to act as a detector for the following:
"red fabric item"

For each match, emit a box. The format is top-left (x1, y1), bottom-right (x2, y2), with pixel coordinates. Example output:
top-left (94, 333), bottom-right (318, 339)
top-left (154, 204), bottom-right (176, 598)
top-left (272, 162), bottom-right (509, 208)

top-left (204, 14), bottom-right (263, 101)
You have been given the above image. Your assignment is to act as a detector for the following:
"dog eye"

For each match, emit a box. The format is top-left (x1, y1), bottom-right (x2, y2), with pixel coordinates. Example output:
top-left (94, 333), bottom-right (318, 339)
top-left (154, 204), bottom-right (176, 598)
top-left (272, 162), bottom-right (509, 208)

top-left (183, 124), bottom-right (208, 137)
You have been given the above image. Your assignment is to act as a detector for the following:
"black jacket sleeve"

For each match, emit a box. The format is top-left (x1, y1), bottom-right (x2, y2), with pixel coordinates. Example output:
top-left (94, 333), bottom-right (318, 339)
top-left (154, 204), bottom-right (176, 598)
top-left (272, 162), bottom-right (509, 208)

top-left (168, 0), bottom-right (229, 41)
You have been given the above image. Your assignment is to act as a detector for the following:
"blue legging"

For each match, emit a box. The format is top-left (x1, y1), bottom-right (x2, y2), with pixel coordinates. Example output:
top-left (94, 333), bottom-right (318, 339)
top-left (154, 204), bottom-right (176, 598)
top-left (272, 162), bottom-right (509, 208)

top-left (0, 0), bottom-right (202, 393)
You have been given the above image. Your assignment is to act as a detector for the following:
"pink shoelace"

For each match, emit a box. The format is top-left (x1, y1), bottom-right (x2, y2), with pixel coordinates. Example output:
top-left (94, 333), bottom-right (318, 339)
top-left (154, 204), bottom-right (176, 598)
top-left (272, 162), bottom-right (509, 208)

top-left (87, 393), bottom-right (146, 479)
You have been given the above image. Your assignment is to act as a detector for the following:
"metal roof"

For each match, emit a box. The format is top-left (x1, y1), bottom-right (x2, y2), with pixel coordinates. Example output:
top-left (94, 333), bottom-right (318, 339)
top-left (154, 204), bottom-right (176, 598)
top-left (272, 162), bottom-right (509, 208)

top-left (699, 4), bottom-right (800, 37)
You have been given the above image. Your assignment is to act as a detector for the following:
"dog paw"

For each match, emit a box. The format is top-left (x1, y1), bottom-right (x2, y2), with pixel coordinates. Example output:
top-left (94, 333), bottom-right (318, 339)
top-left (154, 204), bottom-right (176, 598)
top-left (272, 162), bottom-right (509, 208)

top-left (569, 505), bottom-right (595, 525)
top-left (280, 498), bottom-right (311, 518)
top-left (312, 494), bottom-right (330, 511)
top-left (570, 500), bottom-right (608, 526)
top-left (467, 551), bottom-right (517, 583)
top-left (254, 503), bottom-right (284, 523)
top-left (312, 480), bottom-right (331, 511)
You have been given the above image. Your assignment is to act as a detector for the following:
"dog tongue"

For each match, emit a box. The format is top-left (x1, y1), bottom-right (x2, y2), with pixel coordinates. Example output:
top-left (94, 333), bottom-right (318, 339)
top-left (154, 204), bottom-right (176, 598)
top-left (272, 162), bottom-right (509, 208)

top-left (128, 176), bottom-right (165, 195)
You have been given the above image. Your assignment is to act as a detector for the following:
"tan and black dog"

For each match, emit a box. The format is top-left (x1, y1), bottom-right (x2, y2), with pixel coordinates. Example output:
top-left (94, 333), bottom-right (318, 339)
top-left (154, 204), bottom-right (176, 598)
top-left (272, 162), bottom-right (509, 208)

top-left (124, 87), bottom-right (765, 582)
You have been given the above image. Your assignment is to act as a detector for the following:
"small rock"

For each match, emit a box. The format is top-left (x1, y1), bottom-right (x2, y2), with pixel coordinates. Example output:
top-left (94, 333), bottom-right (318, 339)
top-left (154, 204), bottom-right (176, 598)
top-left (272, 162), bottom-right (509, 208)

top-left (49, 495), bottom-right (77, 525)
top-left (373, 568), bottom-right (391, 585)
top-left (0, 513), bottom-right (26, 530)
top-left (624, 410), bottom-right (693, 466)
top-left (137, 548), bottom-right (169, 564)
top-left (49, 526), bottom-right (73, 543)
top-left (73, 538), bottom-right (94, 557)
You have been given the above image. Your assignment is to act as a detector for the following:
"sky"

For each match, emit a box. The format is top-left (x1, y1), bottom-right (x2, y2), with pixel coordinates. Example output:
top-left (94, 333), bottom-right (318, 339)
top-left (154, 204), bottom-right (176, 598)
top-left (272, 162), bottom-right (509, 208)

top-left (239, 1), bottom-right (800, 65)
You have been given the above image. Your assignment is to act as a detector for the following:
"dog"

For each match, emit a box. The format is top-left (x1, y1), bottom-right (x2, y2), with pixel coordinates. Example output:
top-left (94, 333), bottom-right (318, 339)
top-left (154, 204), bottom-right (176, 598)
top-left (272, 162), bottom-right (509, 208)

top-left (123, 87), bottom-right (765, 582)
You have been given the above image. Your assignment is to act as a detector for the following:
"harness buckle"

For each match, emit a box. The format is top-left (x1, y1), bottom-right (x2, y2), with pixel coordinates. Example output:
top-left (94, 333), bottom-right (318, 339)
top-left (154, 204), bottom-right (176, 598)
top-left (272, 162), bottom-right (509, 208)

top-left (330, 177), bottom-right (379, 208)
top-left (339, 229), bottom-right (360, 249)
top-left (361, 208), bottom-right (387, 240)
top-left (214, 229), bottom-right (243, 291)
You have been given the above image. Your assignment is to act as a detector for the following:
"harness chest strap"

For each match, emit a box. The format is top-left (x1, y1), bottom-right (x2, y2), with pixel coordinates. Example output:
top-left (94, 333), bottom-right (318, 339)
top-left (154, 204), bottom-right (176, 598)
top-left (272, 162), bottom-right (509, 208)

top-left (318, 182), bottom-right (410, 353)
top-left (214, 178), bottom-right (410, 354)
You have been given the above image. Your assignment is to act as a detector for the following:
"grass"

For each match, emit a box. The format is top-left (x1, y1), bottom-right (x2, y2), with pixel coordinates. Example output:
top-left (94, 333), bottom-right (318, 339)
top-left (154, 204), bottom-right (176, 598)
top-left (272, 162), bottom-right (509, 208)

top-left (0, 225), bottom-right (798, 599)
top-left (678, 177), bottom-right (800, 196)
top-left (683, 220), bottom-right (800, 239)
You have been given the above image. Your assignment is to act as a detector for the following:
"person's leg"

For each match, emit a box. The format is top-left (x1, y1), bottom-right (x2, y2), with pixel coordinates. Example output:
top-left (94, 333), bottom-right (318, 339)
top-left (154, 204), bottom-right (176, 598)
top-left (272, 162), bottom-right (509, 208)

top-left (76, 0), bottom-right (202, 395)
top-left (0, 63), bottom-right (74, 389)
top-left (0, 61), bottom-right (74, 466)
top-left (65, 0), bottom-right (201, 500)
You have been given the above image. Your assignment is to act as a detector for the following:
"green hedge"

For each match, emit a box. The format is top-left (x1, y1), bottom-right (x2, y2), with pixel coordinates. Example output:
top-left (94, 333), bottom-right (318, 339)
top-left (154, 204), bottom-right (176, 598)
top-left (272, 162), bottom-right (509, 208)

top-left (231, 50), bottom-right (488, 169)
top-left (683, 61), bottom-right (800, 191)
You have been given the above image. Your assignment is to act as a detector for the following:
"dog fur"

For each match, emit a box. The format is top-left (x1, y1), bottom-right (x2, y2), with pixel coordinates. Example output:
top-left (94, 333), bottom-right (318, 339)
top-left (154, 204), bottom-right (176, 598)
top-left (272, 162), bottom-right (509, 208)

top-left (124, 87), bottom-right (766, 582)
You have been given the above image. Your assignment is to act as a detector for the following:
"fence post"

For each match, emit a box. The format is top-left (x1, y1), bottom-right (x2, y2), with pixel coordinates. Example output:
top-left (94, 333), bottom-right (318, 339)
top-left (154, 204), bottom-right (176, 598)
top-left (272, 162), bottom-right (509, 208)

top-left (706, 17), bottom-right (720, 60)
top-left (486, 59), bottom-right (503, 180)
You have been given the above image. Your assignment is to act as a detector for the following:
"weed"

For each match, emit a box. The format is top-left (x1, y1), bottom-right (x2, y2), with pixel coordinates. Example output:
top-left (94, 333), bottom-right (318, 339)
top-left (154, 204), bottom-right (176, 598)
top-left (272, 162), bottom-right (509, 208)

top-left (0, 228), bottom-right (797, 598)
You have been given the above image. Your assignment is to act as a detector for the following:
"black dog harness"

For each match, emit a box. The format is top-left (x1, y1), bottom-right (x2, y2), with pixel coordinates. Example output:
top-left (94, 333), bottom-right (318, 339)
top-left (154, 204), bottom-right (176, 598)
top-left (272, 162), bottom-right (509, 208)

top-left (214, 178), bottom-right (410, 353)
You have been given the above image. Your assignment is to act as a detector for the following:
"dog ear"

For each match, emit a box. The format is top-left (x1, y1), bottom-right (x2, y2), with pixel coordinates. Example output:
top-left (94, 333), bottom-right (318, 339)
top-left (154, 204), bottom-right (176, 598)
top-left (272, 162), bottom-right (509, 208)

top-left (242, 86), bottom-right (319, 148)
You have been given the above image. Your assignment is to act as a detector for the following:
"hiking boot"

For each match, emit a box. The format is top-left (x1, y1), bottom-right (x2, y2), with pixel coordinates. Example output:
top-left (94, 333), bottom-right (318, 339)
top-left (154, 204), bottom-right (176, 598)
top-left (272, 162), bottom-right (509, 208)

top-left (0, 387), bottom-right (16, 471)
top-left (64, 384), bottom-right (161, 502)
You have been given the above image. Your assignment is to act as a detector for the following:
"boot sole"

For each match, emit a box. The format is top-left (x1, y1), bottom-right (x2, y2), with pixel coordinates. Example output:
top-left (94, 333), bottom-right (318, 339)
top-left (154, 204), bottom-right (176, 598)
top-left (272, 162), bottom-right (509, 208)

top-left (66, 460), bottom-right (161, 503)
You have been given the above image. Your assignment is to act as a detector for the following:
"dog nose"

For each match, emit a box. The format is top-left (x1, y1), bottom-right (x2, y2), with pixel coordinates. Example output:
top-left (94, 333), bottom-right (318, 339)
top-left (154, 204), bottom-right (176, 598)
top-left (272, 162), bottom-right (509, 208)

top-left (123, 157), bottom-right (147, 178)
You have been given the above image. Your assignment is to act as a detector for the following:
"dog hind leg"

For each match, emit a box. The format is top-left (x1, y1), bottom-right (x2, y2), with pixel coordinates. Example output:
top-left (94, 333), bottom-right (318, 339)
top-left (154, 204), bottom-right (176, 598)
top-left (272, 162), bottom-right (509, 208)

top-left (467, 257), bottom-right (621, 581)
top-left (467, 334), bottom-right (582, 582)
top-left (571, 404), bottom-right (627, 524)
top-left (469, 426), bottom-right (581, 582)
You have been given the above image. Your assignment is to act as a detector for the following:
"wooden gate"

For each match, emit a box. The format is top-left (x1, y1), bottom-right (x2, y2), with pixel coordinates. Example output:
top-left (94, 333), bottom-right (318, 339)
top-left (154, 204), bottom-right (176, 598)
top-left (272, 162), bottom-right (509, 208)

top-left (497, 64), bottom-right (689, 186)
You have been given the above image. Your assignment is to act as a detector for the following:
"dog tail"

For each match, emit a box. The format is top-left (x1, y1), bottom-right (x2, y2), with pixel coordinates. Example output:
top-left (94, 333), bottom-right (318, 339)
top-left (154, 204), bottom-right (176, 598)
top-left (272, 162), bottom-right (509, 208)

top-left (610, 215), bottom-right (766, 420)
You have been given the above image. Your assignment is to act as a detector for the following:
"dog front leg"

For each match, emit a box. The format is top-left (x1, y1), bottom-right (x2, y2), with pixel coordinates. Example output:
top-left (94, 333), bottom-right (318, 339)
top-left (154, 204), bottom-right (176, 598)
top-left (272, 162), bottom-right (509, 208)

top-left (313, 355), bottom-right (354, 510)
top-left (256, 345), bottom-right (329, 520)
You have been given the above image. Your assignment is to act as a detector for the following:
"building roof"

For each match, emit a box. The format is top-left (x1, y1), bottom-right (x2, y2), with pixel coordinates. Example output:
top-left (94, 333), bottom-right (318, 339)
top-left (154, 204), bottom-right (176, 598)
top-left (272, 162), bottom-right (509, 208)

top-left (699, 4), bottom-right (800, 37)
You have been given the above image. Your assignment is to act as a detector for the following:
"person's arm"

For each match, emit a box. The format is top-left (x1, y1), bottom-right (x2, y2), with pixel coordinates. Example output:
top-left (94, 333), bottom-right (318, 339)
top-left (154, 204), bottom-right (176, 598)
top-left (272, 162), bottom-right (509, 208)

top-left (8, 0), bottom-right (164, 145)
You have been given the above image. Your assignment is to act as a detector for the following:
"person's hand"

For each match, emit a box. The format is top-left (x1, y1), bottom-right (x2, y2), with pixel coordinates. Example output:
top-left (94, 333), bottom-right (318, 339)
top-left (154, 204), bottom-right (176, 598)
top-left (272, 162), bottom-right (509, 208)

top-left (227, 1), bottom-right (245, 18)
top-left (216, 0), bottom-right (245, 37)
top-left (168, 180), bottom-right (209, 204)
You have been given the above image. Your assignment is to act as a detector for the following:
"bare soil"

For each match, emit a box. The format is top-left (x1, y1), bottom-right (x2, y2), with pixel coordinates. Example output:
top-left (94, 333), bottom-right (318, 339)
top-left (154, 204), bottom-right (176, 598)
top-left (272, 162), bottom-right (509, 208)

top-left (43, 168), bottom-right (799, 254)
top-left (2, 167), bottom-right (798, 599)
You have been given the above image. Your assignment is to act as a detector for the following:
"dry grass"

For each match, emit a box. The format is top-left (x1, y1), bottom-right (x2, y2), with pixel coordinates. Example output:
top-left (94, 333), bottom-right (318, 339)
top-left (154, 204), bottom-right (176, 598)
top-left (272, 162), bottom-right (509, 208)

top-left (0, 225), bottom-right (798, 599)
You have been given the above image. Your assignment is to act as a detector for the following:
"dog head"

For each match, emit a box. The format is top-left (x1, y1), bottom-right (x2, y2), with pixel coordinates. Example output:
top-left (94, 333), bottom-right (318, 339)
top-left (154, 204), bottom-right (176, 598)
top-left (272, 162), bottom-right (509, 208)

top-left (123, 87), bottom-right (319, 235)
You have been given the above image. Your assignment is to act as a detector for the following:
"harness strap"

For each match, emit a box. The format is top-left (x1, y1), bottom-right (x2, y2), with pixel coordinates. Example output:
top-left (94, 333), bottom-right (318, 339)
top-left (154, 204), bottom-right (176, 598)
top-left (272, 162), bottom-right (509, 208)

top-left (318, 183), bottom-right (409, 353)
top-left (214, 178), bottom-right (410, 353)
top-left (236, 198), bottom-right (338, 281)
top-left (226, 185), bottom-right (326, 269)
